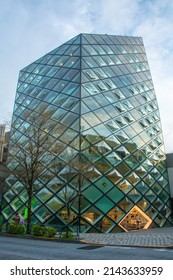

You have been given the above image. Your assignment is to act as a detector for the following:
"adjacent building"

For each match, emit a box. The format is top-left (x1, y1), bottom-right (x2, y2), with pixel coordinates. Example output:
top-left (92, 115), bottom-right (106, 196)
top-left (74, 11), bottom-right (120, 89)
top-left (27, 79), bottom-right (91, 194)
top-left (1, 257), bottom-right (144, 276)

top-left (166, 153), bottom-right (173, 209)
top-left (0, 125), bottom-right (5, 162)
top-left (0, 127), bottom-right (10, 220)
top-left (2, 34), bottom-right (173, 232)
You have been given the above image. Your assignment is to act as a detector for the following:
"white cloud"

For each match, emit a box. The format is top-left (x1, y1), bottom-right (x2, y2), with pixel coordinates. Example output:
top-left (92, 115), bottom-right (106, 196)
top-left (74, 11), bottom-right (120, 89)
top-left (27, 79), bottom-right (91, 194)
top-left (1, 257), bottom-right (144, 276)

top-left (132, 0), bottom-right (173, 152)
top-left (87, 0), bottom-right (141, 35)
top-left (0, 0), bottom-right (173, 152)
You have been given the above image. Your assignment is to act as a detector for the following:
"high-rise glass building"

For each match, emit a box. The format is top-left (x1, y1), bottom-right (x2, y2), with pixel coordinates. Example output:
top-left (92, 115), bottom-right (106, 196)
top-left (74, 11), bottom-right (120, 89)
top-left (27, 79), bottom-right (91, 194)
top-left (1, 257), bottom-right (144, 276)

top-left (2, 34), bottom-right (173, 233)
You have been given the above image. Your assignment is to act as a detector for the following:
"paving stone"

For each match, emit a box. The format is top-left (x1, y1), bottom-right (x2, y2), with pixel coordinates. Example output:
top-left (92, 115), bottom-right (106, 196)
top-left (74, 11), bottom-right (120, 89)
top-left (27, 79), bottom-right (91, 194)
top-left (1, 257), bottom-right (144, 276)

top-left (79, 227), bottom-right (173, 247)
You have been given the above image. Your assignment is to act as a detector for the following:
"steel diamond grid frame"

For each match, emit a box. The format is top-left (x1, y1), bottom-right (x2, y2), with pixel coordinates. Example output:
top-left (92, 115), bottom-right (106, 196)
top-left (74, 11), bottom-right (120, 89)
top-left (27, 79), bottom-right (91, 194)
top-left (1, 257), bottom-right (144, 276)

top-left (2, 33), bottom-right (173, 233)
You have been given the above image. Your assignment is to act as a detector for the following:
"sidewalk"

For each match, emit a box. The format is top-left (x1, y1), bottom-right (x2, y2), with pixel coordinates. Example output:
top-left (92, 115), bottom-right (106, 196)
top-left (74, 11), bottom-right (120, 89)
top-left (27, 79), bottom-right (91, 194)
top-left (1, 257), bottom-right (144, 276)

top-left (79, 227), bottom-right (173, 248)
top-left (1, 227), bottom-right (173, 249)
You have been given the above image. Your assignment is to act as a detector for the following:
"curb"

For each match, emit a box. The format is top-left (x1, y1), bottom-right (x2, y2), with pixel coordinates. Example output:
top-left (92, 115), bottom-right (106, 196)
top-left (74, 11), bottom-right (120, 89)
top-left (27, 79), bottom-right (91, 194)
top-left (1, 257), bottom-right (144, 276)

top-left (0, 232), bottom-right (82, 244)
top-left (80, 240), bottom-right (173, 249)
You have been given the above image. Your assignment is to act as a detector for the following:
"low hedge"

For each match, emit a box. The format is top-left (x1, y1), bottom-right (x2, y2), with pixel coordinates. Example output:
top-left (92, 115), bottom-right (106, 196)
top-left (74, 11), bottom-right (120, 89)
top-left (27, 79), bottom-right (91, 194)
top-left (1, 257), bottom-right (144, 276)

top-left (6, 223), bottom-right (56, 238)
top-left (8, 223), bottom-right (26, 234)
top-left (45, 226), bottom-right (57, 238)
top-left (0, 224), bottom-right (2, 232)
top-left (32, 225), bottom-right (56, 238)
top-left (61, 231), bottom-right (75, 240)
top-left (32, 225), bottom-right (46, 236)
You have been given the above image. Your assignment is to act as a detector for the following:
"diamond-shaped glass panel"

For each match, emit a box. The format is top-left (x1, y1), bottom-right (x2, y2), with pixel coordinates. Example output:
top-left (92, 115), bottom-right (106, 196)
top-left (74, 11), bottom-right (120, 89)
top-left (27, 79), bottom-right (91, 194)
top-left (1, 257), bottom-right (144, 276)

top-left (47, 197), bottom-right (64, 213)
top-left (95, 197), bottom-right (114, 213)
top-left (35, 206), bottom-right (52, 223)
top-left (107, 187), bottom-right (124, 203)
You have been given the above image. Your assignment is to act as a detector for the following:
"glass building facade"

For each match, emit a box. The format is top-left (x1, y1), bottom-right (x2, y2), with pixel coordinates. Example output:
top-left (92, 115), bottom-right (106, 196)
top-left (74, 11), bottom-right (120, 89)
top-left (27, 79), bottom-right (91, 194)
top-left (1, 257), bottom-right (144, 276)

top-left (2, 34), bottom-right (173, 233)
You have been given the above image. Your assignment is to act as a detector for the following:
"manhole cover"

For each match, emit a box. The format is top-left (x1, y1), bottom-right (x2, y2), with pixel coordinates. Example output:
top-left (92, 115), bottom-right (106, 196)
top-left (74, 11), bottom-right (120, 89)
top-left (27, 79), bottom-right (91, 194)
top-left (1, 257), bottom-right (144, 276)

top-left (77, 245), bottom-right (104, 250)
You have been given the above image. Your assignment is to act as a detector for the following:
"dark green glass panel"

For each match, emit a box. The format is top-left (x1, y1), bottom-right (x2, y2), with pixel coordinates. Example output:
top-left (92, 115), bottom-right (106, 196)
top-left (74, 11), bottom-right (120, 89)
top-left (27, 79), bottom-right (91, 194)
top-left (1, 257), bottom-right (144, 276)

top-left (95, 197), bottom-right (114, 213)
top-left (83, 186), bottom-right (103, 203)
top-left (95, 177), bottom-right (114, 193)
top-left (107, 187), bottom-right (124, 203)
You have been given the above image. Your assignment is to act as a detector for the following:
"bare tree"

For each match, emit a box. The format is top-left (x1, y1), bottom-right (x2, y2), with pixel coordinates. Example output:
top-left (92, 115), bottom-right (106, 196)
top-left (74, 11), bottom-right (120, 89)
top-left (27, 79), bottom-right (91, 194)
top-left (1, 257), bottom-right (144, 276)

top-left (51, 147), bottom-right (98, 238)
top-left (0, 163), bottom-right (11, 221)
top-left (8, 113), bottom-right (51, 233)
top-left (3, 112), bottom-right (12, 132)
top-left (0, 121), bottom-right (11, 223)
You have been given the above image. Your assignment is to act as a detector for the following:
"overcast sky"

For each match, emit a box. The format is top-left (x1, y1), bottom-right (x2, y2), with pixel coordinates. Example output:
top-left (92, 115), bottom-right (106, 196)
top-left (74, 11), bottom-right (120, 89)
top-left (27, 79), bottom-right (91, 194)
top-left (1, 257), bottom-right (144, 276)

top-left (0, 0), bottom-right (173, 152)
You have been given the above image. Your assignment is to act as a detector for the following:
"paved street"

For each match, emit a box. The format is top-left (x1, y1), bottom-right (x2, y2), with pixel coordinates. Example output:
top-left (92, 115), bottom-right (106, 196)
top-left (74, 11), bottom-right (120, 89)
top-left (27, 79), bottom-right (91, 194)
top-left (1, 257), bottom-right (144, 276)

top-left (0, 235), bottom-right (173, 260)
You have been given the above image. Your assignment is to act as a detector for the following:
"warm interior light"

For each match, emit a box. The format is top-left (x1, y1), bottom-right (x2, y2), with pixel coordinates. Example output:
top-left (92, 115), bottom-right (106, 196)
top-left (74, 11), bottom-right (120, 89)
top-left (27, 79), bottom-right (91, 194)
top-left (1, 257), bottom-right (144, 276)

top-left (118, 205), bottom-right (152, 232)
